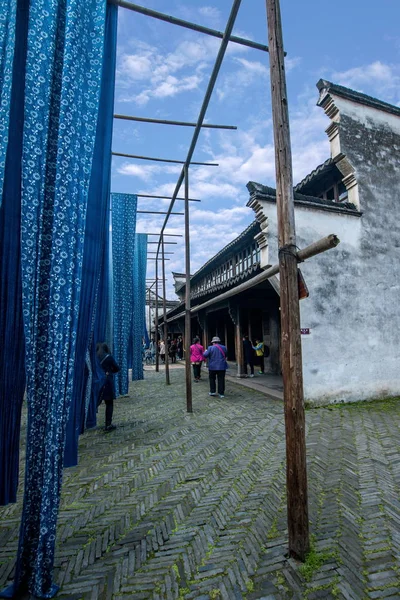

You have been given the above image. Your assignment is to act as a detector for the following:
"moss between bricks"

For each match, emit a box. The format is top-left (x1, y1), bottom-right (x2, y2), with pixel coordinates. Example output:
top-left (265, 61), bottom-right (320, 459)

top-left (306, 396), bottom-right (400, 411)
top-left (299, 537), bottom-right (339, 583)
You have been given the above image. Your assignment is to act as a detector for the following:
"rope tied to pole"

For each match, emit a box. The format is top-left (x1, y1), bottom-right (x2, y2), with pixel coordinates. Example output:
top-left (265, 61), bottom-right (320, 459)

top-left (278, 244), bottom-right (303, 262)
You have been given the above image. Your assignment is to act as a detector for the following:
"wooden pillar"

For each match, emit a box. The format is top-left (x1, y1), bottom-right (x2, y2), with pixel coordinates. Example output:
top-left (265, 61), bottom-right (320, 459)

top-left (184, 164), bottom-right (193, 412)
top-left (234, 306), bottom-right (244, 378)
top-left (148, 288), bottom-right (151, 340)
top-left (161, 235), bottom-right (170, 385)
top-left (269, 304), bottom-right (280, 375)
top-left (155, 259), bottom-right (159, 372)
top-left (224, 321), bottom-right (228, 351)
top-left (266, 0), bottom-right (309, 560)
top-left (202, 312), bottom-right (208, 351)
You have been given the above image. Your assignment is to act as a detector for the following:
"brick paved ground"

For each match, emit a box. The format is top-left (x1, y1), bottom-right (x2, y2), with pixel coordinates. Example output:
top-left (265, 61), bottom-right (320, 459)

top-left (1, 370), bottom-right (400, 599)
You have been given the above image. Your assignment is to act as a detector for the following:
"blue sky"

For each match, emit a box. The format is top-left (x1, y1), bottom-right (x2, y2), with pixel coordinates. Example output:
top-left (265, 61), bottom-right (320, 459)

top-left (112, 0), bottom-right (400, 296)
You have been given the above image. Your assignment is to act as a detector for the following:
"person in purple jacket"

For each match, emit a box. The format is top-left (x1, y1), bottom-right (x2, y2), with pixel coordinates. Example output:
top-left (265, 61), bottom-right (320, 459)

top-left (203, 336), bottom-right (228, 398)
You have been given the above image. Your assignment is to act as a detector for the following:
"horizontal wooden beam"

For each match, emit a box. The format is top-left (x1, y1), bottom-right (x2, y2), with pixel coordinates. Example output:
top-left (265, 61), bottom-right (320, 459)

top-left (146, 233), bottom-right (182, 237)
top-left (113, 114), bottom-right (236, 130)
top-left (137, 194), bottom-right (201, 202)
top-left (137, 210), bottom-right (184, 215)
top-left (112, 151), bottom-right (218, 166)
top-left (110, 0), bottom-right (270, 54)
top-left (163, 235), bottom-right (340, 322)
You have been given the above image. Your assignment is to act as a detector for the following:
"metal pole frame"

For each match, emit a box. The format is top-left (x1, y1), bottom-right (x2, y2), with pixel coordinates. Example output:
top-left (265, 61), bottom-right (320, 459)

top-left (111, 0), bottom-right (270, 54)
top-left (155, 260), bottom-right (159, 373)
top-left (184, 165), bottom-right (193, 413)
top-left (161, 235), bottom-right (170, 385)
top-left (114, 113), bottom-right (237, 130)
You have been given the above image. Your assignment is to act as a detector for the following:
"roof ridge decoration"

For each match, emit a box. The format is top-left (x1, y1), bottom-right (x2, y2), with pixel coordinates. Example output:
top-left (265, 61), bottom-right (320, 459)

top-left (317, 79), bottom-right (400, 119)
top-left (178, 220), bottom-right (260, 292)
top-left (246, 181), bottom-right (361, 215)
top-left (293, 157), bottom-right (334, 192)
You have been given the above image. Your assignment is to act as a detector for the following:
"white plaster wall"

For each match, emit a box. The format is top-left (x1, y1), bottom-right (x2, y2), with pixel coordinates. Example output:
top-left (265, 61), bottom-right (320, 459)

top-left (258, 199), bottom-right (400, 404)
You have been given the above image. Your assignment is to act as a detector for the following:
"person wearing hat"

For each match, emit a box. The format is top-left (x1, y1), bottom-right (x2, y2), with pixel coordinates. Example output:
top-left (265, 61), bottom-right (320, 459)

top-left (203, 336), bottom-right (228, 398)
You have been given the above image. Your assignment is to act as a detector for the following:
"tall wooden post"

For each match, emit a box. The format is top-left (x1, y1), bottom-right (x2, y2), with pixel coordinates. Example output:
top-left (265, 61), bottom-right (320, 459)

top-left (202, 314), bottom-right (208, 353)
top-left (184, 164), bottom-right (193, 412)
top-left (155, 259), bottom-right (159, 372)
top-left (234, 306), bottom-right (244, 377)
top-left (161, 235), bottom-right (170, 385)
top-left (266, 0), bottom-right (310, 560)
top-left (148, 288), bottom-right (151, 342)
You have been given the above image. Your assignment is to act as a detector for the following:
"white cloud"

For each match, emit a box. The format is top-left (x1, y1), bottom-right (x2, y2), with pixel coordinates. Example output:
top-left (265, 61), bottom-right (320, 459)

top-left (216, 56), bottom-right (269, 101)
top-left (116, 162), bottom-right (181, 181)
top-left (331, 61), bottom-right (400, 105)
top-left (117, 37), bottom-right (222, 105)
top-left (199, 6), bottom-right (221, 20)
top-left (285, 56), bottom-right (302, 73)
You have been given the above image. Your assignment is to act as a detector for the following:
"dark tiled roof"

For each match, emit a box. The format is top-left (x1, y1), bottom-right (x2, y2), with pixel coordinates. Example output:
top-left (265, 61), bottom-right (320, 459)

top-left (317, 79), bottom-right (400, 118)
top-left (181, 220), bottom-right (260, 290)
top-left (247, 181), bottom-right (361, 216)
top-left (294, 158), bottom-right (335, 193)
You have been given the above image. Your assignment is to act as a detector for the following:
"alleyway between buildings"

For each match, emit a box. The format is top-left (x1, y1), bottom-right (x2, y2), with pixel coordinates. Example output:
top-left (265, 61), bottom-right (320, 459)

top-left (1, 369), bottom-right (400, 599)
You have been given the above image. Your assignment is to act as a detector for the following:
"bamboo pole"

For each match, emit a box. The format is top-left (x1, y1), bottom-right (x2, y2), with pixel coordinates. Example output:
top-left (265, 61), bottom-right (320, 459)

top-left (162, 235), bottom-right (170, 385)
top-left (112, 151), bottom-right (218, 166)
top-left (113, 113), bottom-right (237, 130)
top-left (148, 288), bottom-right (151, 342)
top-left (111, 0), bottom-right (270, 54)
top-left (266, 0), bottom-right (309, 561)
top-left (155, 260), bottom-right (159, 373)
top-left (137, 194), bottom-right (201, 202)
top-left (184, 165), bottom-right (193, 413)
top-left (164, 235), bottom-right (340, 323)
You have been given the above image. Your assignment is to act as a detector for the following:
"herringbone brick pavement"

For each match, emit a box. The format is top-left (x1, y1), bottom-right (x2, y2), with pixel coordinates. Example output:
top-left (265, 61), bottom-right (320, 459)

top-left (1, 371), bottom-right (400, 599)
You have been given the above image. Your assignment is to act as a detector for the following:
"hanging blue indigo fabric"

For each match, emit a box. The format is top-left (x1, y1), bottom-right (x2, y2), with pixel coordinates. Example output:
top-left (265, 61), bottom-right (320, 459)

top-left (0, 0), bottom-right (17, 206)
top-left (0, 0), bottom-right (29, 506)
top-left (64, 3), bottom-right (117, 467)
top-left (0, 1), bottom-right (110, 597)
top-left (111, 193), bottom-right (138, 397)
top-left (87, 225), bottom-right (112, 429)
top-left (132, 234), bottom-right (148, 381)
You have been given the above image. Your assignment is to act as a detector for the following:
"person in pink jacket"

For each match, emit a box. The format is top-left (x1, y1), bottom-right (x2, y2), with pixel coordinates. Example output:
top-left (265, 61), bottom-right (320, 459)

top-left (190, 337), bottom-right (204, 382)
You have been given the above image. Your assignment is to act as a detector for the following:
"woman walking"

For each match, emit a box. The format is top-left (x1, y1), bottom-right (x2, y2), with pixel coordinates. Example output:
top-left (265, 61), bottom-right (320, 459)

top-left (190, 336), bottom-right (204, 382)
top-left (203, 336), bottom-right (228, 398)
top-left (96, 342), bottom-right (120, 432)
top-left (160, 340), bottom-right (166, 363)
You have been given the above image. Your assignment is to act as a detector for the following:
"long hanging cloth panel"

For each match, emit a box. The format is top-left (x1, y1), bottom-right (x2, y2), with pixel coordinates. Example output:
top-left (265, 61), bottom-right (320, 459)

top-left (0, 0), bottom-right (17, 205)
top-left (64, 4), bottom-right (117, 467)
top-left (111, 193), bottom-right (138, 397)
top-left (0, 0), bottom-right (28, 506)
top-left (0, 1), bottom-right (110, 598)
top-left (131, 234), bottom-right (148, 381)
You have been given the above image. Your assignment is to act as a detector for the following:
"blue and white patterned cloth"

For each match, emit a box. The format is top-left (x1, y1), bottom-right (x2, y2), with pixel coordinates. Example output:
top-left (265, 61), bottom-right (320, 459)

top-left (111, 193), bottom-right (138, 396)
top-left (0, 0), bottom-right (17, 206)
top-left (0, 1), bottom-right (110, 598)
top-left (132, 234), bottom-right (148, 381)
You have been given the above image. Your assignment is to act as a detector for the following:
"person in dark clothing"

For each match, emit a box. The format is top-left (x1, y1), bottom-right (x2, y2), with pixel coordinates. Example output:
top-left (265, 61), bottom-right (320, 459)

top-left (177, 336), bottom-right (183, 360)
top-left (169, 340), bottom-right (177, 363)
top-left (96, 342), bottom-right (120, 432)
top-left (203, 336), bottom-right (228, 398)
top-left (242, 335), bottom-right (255, 377)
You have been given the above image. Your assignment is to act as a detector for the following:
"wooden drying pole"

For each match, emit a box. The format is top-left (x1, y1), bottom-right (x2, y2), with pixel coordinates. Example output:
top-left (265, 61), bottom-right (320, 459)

top-left (155, 259), bottom-right (159, 373)
top-left (161, 235), bottom-right (170, 385)
top-left (184, 165), bottom-right (193, 413)
top-left (266, 0), bottom-right (309, 560)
